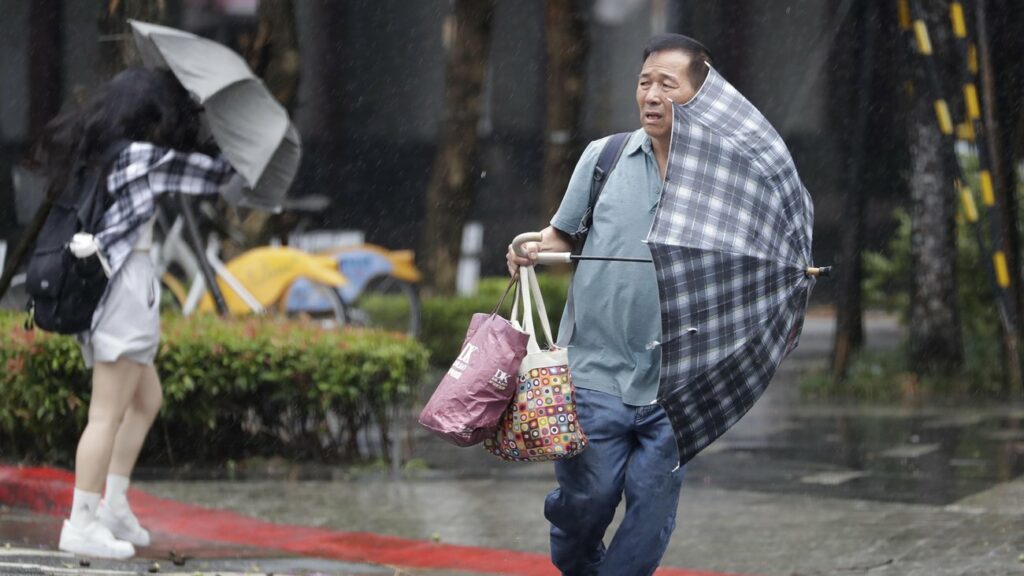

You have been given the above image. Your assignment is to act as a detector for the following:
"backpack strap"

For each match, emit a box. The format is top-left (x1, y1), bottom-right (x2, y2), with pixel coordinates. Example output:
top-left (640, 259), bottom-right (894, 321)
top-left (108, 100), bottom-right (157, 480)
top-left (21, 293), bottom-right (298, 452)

top-left (77, 139), bottom-right (131, 229)
top-left (570, 132), bottom-right (631, 251)
top-left (559, 132), bottom-right (630, 347)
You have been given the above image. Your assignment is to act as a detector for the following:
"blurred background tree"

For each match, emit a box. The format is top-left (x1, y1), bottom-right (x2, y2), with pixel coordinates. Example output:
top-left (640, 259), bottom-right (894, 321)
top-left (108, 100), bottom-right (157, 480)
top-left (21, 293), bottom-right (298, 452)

top-left (420, 0), bottom-right (496, 295)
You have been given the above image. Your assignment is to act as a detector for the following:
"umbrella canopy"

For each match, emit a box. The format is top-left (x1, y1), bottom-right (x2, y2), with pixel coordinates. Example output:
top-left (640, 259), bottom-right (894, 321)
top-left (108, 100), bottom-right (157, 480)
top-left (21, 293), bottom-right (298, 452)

top-left (129, 20), bottom-right (300, 211)
top-left (648, 66), bottom-right (816, 466)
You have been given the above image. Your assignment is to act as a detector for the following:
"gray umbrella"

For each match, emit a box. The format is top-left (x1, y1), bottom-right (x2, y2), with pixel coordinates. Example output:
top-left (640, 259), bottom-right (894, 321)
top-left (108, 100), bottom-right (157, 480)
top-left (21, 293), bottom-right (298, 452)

top-left (129, 20), bottom-right (300, 211)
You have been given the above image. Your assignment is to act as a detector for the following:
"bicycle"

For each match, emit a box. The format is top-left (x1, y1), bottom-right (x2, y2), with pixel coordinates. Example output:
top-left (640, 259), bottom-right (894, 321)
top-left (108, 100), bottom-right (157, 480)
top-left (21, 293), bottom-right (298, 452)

top-left (284, 244), bottom-right (422, 337)
top-left (158, 194), bottom-right (423, 337)
top-left (154, 194), bottom-right (348, 328)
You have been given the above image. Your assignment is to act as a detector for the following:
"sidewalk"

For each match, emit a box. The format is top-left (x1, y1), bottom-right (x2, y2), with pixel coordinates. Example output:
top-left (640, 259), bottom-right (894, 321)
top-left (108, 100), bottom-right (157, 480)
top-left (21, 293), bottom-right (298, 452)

top-left (0, 465), bottom-right (734, 576)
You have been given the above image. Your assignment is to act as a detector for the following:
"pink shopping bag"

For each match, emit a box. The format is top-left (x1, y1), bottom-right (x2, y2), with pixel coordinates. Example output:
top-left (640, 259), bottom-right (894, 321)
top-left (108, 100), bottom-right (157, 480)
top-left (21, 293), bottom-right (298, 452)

top-left (418, 277), bottom-right (530, 447)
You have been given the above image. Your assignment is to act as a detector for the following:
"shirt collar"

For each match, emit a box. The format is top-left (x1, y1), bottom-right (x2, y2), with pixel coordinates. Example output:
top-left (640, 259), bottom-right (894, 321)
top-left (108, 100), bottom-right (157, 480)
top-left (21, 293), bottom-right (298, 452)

top-left (625, 129), bottom-right (652, 157)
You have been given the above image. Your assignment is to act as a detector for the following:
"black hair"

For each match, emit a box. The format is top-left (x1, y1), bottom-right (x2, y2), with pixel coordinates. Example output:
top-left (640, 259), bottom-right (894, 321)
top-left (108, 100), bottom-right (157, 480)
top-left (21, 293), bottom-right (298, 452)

top-left (641, 34), bottom-right (714, 92)
top-left (37, 67), bottom-right (202, 193)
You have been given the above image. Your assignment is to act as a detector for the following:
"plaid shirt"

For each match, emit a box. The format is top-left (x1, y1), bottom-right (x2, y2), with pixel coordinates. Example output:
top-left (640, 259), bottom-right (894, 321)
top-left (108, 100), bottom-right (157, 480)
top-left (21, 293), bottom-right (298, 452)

top-left (97, 142), bottom-right (234, 276)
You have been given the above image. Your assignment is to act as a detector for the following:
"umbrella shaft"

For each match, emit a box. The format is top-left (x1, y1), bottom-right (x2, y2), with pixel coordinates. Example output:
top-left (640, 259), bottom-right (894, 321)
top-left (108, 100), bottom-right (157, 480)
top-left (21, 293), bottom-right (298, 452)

top-left (570, 255), bottom-right (653, 263)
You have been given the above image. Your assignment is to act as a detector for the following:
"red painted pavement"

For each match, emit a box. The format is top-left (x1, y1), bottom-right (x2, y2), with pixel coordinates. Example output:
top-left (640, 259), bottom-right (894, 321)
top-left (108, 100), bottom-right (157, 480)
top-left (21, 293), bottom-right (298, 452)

top-left (0, 465), bottom-right (743, 576)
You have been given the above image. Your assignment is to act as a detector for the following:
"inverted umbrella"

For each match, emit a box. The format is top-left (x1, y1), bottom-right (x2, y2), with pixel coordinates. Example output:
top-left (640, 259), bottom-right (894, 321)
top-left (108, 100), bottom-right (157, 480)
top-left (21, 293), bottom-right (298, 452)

top-left (129, 19), bottom-right (301, 211)
top-left (513, 66), bottom-right (824, 466)
top-left (649, 65), bottom-right (819, 465)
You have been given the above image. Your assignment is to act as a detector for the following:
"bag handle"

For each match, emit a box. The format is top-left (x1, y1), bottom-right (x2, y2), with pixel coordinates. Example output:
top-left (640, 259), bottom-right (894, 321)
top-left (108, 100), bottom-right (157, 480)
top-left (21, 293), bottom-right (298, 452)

top-left (521, 267), bottom-right (540, 353)
top-left (514, 267), bottom-right (554, 354)
top-left (511, 272), bottom-right (521, 326)
top-left (491, 273), bottom-right (519, 316)
top-left (526, 266), bottom-right (555, 348)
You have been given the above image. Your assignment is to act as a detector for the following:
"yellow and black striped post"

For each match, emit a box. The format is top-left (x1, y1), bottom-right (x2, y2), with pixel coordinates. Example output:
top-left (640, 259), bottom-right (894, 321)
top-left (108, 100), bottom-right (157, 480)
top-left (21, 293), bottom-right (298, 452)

top-left (947, 1), bottom-right (1015, 306)
top-left (906, 0), bottom-right (1021, 388)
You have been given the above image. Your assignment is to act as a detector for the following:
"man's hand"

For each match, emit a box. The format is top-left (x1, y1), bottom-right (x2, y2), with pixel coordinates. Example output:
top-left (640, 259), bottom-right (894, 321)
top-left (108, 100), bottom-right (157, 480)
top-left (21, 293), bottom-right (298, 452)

top-left (506, 226), bottom-right (573, 276)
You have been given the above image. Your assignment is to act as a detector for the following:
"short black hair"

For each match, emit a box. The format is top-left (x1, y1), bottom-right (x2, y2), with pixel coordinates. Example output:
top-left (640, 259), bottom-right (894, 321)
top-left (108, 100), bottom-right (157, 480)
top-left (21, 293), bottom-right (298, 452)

top-left (642, 34), bottom-right (713, 91)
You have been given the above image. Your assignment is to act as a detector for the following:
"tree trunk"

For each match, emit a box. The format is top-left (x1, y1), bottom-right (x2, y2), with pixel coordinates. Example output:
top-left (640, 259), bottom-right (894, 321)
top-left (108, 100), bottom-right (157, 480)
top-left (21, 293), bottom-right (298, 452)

top-left (907, 4), bottom-right (963, 374)
top-left (831, 0), bottom-right (879, 381)
top-left (420, 0), bottom-right (497, 295)
top-left (97, 0), bottom-right (168, 81)
top-left (243, 0), bottom-right (300, 113)
top-left (28, 0), bottom-right (63, 144)
top-left (224, 0), bottom-right (302, 257)
top-left (541, 0), bottom-right (588, 221)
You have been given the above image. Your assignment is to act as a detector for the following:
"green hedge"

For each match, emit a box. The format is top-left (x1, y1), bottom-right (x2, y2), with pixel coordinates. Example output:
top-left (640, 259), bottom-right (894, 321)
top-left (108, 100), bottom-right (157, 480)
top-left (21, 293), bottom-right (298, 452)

top-left (0, 312), bottom-right (428, 465)
top-left (420, 273), bottom-right (571, 367)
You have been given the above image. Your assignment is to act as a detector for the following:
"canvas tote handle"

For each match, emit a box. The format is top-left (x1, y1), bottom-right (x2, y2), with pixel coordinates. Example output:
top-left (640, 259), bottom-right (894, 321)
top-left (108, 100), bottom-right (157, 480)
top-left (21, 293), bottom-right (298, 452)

top-left (526, 266), bottom-right (555, 347)
top-left (511, 267), bottom-right (555, 354)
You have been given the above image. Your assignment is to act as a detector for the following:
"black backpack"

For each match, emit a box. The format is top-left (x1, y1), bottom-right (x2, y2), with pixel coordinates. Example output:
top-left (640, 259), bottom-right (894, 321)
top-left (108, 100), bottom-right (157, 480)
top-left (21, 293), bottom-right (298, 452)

top-left (26, 140), bottom-right (129, 334)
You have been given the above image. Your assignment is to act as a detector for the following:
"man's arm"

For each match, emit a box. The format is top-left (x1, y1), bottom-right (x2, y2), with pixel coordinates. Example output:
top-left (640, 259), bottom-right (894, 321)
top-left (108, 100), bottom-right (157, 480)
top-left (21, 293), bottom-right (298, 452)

top-left (506, 225), bottom-right (573, 276)
top-left (506, 137), bottom-right (610, 276)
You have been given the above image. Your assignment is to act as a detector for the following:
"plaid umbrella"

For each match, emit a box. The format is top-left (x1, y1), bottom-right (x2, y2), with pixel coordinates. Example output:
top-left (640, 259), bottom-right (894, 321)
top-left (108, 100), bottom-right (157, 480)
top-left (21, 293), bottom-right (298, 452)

top-left (648, 66), bottom-right (818, 466)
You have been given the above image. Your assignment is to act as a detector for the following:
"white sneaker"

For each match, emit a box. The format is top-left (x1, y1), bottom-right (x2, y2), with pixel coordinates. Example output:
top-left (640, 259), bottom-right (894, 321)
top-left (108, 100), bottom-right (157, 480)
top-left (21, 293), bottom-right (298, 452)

top-left (58, 519), bottom-right (135, 559)
top-left (96, 499), bottom-right (151, 547)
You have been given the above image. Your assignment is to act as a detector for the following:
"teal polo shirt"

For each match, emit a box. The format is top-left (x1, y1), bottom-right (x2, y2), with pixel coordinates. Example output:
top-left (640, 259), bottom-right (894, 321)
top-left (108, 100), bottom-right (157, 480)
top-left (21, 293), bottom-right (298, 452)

top-left (550, 129), bottom-right (663, 407)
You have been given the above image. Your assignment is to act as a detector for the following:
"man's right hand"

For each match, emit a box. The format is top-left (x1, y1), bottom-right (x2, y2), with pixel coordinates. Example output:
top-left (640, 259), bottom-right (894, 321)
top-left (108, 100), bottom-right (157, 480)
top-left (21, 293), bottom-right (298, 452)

top-left (506, 226), bottom-right (573, 276)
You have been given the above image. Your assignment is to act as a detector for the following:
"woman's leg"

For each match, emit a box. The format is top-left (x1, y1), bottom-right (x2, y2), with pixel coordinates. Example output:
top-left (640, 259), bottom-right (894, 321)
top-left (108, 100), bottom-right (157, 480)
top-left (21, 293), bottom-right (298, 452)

top-left (74, 360), bottom-right (145, 493)
top-left (108, 365), bottom-right (162, 477)
top-left (60, 359), bottom-right (143, 558)
top-left (98, 365), bottom-right (162, 546)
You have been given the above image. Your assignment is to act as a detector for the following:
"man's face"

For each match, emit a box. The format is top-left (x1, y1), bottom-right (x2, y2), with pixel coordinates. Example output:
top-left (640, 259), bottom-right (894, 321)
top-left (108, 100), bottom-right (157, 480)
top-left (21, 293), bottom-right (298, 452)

top-left (636, 49), bottom-right (699, 141)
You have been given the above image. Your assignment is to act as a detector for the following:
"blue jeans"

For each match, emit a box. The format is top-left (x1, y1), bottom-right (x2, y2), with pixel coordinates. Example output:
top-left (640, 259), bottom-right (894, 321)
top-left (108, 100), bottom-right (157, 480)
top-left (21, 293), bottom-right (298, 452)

top-left (545, 387), bottom-right (685, 576)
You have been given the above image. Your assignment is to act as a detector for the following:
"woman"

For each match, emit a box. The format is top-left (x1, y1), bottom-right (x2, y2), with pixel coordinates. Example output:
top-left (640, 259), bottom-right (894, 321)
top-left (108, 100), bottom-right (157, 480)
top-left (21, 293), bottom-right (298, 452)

top-left (40, 68), bottom-right (235, 559)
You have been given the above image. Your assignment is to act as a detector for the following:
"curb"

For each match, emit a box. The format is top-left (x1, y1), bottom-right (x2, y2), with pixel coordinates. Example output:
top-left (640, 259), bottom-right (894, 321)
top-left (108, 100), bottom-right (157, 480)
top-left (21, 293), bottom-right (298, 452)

top-left (0, 465), bottom-right (742, 576)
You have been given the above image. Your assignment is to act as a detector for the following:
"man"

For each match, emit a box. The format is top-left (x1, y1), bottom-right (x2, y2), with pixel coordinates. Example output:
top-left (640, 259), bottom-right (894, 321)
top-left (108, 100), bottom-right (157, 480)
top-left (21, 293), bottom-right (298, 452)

top-left (507, 34), bottom-right (712, 575)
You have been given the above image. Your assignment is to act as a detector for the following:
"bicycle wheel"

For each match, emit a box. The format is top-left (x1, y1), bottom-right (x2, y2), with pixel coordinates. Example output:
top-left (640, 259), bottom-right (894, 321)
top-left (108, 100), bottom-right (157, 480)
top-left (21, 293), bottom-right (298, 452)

top-left (347, 275), bottom-right (421, 337)
top-left (282, 281), bottom-right (349, 330)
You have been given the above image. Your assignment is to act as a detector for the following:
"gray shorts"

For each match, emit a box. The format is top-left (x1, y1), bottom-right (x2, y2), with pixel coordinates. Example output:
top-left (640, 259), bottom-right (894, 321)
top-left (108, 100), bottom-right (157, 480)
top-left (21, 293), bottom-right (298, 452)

top-left (77, 251), bottom-right (160, 368)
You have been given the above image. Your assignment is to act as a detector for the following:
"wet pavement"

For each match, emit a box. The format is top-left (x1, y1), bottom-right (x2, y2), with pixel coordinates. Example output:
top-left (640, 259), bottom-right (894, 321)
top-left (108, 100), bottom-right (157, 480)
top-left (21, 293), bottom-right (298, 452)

top-left (0, 508), bottom-right (395, 575)
top-left (4, 311), bottom-right (1024, 575)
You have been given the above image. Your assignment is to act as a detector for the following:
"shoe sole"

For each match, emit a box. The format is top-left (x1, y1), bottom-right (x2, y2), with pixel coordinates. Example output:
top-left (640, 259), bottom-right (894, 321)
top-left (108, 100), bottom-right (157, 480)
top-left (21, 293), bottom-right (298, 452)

top-left (58, 542), bottom-right (134, 560)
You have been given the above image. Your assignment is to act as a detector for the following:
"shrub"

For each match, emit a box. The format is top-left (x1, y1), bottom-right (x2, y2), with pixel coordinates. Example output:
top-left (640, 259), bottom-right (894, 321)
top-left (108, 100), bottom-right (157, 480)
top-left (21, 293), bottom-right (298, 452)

top-left (0, 312), bottom-right (429, 465)
top-left (420, 273), bottom-right (570, 367)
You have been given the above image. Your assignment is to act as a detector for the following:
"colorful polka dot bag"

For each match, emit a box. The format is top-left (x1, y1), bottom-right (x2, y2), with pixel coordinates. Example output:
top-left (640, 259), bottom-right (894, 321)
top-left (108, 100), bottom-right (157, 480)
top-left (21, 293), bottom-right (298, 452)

top-left (483, 267), bottom-right (588, 462)
top-left (484, 363), bottom-right (588, 461)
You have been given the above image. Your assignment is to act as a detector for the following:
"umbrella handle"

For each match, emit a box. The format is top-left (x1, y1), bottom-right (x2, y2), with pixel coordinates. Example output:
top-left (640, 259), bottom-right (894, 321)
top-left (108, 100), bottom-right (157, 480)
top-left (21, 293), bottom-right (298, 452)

top-left (806, 266), bottom-right (832, 278)
top-left (511, 232), bottom-right (572, 266)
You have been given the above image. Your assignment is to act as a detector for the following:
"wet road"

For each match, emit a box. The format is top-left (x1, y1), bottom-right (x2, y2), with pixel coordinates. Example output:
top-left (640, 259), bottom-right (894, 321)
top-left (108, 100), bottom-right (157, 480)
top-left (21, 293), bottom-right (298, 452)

top-left (131, 311), bottom-right (1024, 575)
